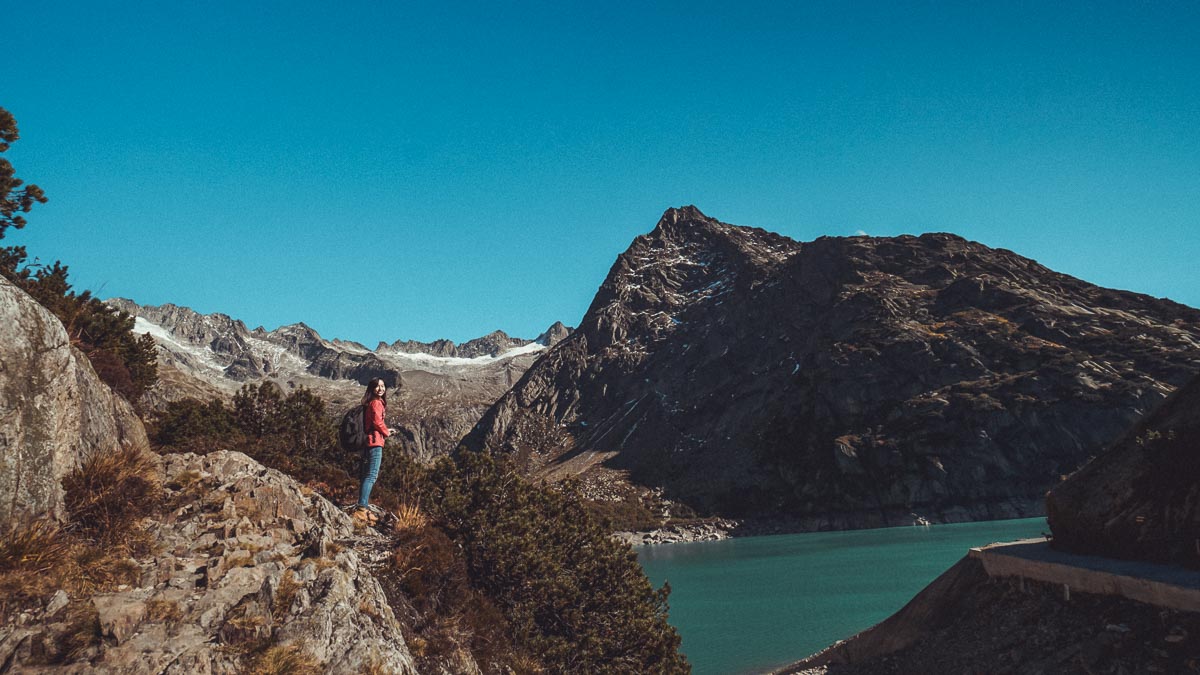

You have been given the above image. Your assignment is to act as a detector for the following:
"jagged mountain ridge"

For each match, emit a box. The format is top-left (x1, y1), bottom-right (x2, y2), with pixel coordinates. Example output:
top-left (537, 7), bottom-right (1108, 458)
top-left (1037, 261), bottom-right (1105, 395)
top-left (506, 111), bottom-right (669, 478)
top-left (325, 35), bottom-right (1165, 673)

top-left (380, 322), bottom-right (570, 359)
top-left (109, 299), bottom-right (567, 385)
top-left (464, 206), bottom-right (1200, 527)
top-left (108, 298), bottom-right (571, 462)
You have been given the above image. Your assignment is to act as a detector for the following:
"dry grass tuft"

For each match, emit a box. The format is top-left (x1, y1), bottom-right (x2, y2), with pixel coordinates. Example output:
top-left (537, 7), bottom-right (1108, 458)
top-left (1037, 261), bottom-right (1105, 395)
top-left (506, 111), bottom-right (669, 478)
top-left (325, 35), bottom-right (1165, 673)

top-left (221, 606), bottom-right (272, 648)
top-left (362, 652), bottom-right (392, 675)
top-left (272, 570), bottom-right (301, 621)
top-left (0, 518), bottom-right (73, 575)
top-left (72, 548), bottom-right (142, 590)
top-left (63, 445), bottom-right (162, 543)
top-left (391, 501), bottom-right (429, 532)
top-left (0, 519), bottom-right (78, 615)
top-left (57, 602), bottom-right (101, 662)
top-left (244, 641), bottom-right (321, 675)
top-left (145, 598), bottom-right (185, 624)
top-left (226, 552), bottom-right (256, 569)
top-left (358, 597), bottom-right (383, 622)
top-left (0, 447), bottom-right (164, 616)
top-left (507, 651), bottom-right (546, 674)
top-left (313, 556), bottom-right (340, 572)
top-left (166, 469), bottom-right (203, 491)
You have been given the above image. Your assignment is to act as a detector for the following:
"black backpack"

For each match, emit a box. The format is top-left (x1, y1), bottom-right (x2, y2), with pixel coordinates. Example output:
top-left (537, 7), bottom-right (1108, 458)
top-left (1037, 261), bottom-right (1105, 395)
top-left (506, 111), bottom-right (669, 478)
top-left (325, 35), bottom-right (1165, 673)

top-left (338, 404), bottom-right (368, 453)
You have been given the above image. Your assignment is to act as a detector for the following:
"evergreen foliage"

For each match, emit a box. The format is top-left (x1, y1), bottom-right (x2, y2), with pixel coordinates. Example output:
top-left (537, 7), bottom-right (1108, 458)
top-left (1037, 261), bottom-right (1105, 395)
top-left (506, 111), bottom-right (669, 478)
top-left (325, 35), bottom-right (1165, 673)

top-left (0, 107), bottom-right (47, 237)
top-left (1, 250), bottom-right (158, 403)
top-left (0, 106), bottom-right (156, 403)
top-left (153, 398), bottom-right (237, 447)
top-left (428, 451), bottom-right (689, 674)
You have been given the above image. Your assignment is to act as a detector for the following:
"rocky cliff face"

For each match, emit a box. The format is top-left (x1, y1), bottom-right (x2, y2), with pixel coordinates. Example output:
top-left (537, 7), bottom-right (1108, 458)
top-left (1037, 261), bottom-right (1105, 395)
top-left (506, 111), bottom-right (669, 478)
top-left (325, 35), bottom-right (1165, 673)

top-left (1047, 372), bottom-right (1200, 567)
top-left (0, 451), bottom-right (424, 674)
top-left (107, 299), bottom-right (570, 463)
top-left (464, 206), bottom-right (1200, 526)
top-left (0, 277), bottom-right (148, 525)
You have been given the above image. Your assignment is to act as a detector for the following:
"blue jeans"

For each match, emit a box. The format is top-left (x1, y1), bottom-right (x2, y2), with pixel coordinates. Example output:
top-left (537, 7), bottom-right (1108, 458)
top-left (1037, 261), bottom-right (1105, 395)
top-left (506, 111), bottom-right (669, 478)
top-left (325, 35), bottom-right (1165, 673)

top-left (359, 446), bottom-right (383, 507)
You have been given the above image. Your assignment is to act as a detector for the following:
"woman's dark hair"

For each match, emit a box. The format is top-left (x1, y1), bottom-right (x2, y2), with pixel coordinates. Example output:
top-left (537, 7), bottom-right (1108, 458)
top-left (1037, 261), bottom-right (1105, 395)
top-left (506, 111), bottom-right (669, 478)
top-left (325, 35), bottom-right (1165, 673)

top-left (361, 377), bottom-right (388, 407)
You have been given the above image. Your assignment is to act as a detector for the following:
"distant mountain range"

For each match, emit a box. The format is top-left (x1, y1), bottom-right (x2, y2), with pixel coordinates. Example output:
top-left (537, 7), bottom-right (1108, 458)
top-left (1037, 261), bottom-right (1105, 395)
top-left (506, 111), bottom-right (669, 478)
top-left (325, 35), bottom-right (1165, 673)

top-left (107, 298), bottom-right (570, 462)
top-left (464, 206), bottom-right (1200, 527)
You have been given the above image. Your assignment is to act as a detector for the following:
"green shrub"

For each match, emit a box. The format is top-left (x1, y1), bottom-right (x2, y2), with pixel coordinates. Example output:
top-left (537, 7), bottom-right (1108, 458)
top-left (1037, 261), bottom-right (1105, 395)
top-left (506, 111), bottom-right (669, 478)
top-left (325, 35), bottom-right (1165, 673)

top-left (584, 494), bottom-right (663, 532)
top-left (429, 452), bottom-right (688, 674)
top-left (153, 385), bottom-right (358, 503)
top-left (153, 397), bottom-right (238, 447)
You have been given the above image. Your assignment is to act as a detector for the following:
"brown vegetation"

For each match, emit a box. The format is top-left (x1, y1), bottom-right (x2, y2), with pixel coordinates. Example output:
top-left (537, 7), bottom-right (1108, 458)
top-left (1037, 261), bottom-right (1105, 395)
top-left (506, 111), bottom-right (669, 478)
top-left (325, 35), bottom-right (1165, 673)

top-left (63, 444), bottom-right (161, 544)
top-left (0, 446), bottom-right (162, 618)
top-left (244, 641), bottom-right (322, 675)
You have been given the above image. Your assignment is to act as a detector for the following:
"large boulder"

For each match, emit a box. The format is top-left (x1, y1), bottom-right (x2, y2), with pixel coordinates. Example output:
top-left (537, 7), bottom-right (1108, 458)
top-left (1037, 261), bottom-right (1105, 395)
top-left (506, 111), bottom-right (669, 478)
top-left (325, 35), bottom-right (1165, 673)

top-left (0, 276), bottom-right (148, 525)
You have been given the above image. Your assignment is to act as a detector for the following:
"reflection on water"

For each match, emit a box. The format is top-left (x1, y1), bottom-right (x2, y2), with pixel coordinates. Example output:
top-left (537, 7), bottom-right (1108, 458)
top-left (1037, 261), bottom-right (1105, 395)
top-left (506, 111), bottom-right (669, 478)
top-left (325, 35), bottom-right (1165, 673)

top-left (637, 517), bottom-right (1047, 675)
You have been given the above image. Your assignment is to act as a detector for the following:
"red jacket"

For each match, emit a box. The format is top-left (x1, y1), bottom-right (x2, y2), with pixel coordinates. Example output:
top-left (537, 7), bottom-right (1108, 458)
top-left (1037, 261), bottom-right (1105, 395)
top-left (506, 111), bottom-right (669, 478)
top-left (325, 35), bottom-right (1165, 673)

top-left (365, 398), bottom-right (388, 447)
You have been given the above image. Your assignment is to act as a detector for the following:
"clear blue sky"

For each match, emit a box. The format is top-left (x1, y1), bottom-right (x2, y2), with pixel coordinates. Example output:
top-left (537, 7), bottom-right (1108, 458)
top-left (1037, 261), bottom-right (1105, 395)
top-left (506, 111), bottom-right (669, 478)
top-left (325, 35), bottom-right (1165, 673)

top-left (5, 1), bottom-right (1198, 344)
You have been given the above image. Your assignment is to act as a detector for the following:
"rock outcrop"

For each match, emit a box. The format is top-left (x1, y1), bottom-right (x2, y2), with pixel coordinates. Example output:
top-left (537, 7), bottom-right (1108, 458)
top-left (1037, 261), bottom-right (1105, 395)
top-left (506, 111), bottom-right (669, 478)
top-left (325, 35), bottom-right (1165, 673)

top-left (0, 450), bottom-right (421, 673)
top-left (464, 206), bottom-right (1200, 526)
top-left (0, 276), bottom-right (148, 526)
top-left (1047, 372), bottom-right (1200, 568)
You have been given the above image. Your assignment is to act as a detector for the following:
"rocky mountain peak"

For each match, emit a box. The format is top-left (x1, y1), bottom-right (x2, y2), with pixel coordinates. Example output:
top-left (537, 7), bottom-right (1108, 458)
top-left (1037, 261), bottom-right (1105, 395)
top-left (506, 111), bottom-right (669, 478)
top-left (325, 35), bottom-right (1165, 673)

top-left (580, 208), bottom-right (802, 350)
top-left (330, 338), bottom-right (370, 352)
top-left (275, 321), bottom-right (323, 340)
top-left (457, 330), bottom-right (522, 358)
top-left (466, 208), bottom-right (1200, 526)
top-left (652, 204), bottom-right (714, 234)
top-left (536, 321), bottom-right (572, 346)
top-left (109, 298), bottom-right (250, 347)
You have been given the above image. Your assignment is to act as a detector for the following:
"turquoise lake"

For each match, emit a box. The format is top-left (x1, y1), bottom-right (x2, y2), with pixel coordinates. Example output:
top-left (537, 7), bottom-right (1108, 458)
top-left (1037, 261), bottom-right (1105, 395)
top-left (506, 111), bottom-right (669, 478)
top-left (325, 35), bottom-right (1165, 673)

top-left (637, 517), bottom-right (1048, 675)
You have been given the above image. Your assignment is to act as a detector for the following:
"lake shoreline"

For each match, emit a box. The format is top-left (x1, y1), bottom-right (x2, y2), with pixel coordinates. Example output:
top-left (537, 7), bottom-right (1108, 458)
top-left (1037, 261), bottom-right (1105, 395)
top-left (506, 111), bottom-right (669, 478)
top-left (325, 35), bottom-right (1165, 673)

top-left (617, 499), bottom-right (1046, 546)
top-left (635, 516), bottom-right (1051, 675)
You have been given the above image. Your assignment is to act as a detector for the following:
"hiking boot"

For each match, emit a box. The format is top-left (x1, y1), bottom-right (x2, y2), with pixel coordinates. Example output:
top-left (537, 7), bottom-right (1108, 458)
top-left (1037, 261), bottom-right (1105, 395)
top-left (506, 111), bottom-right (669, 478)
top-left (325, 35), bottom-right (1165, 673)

top-left (351, 506), bottom-right (379, 526)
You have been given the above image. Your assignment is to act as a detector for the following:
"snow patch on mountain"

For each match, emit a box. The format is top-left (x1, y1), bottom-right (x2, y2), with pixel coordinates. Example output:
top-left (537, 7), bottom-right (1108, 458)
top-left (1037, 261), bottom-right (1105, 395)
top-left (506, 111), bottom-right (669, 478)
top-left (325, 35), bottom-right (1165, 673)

top-left (134, 317), bottom-right (227, 373)
top-left (377, 341), bottom-right (546, 370)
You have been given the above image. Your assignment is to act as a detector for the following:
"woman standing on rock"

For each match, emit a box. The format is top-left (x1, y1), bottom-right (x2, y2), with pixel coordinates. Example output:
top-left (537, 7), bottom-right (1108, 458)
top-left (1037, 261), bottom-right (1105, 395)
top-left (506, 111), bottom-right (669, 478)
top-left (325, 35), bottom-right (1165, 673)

top-left (354, 377), bottom-right (392, 525)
